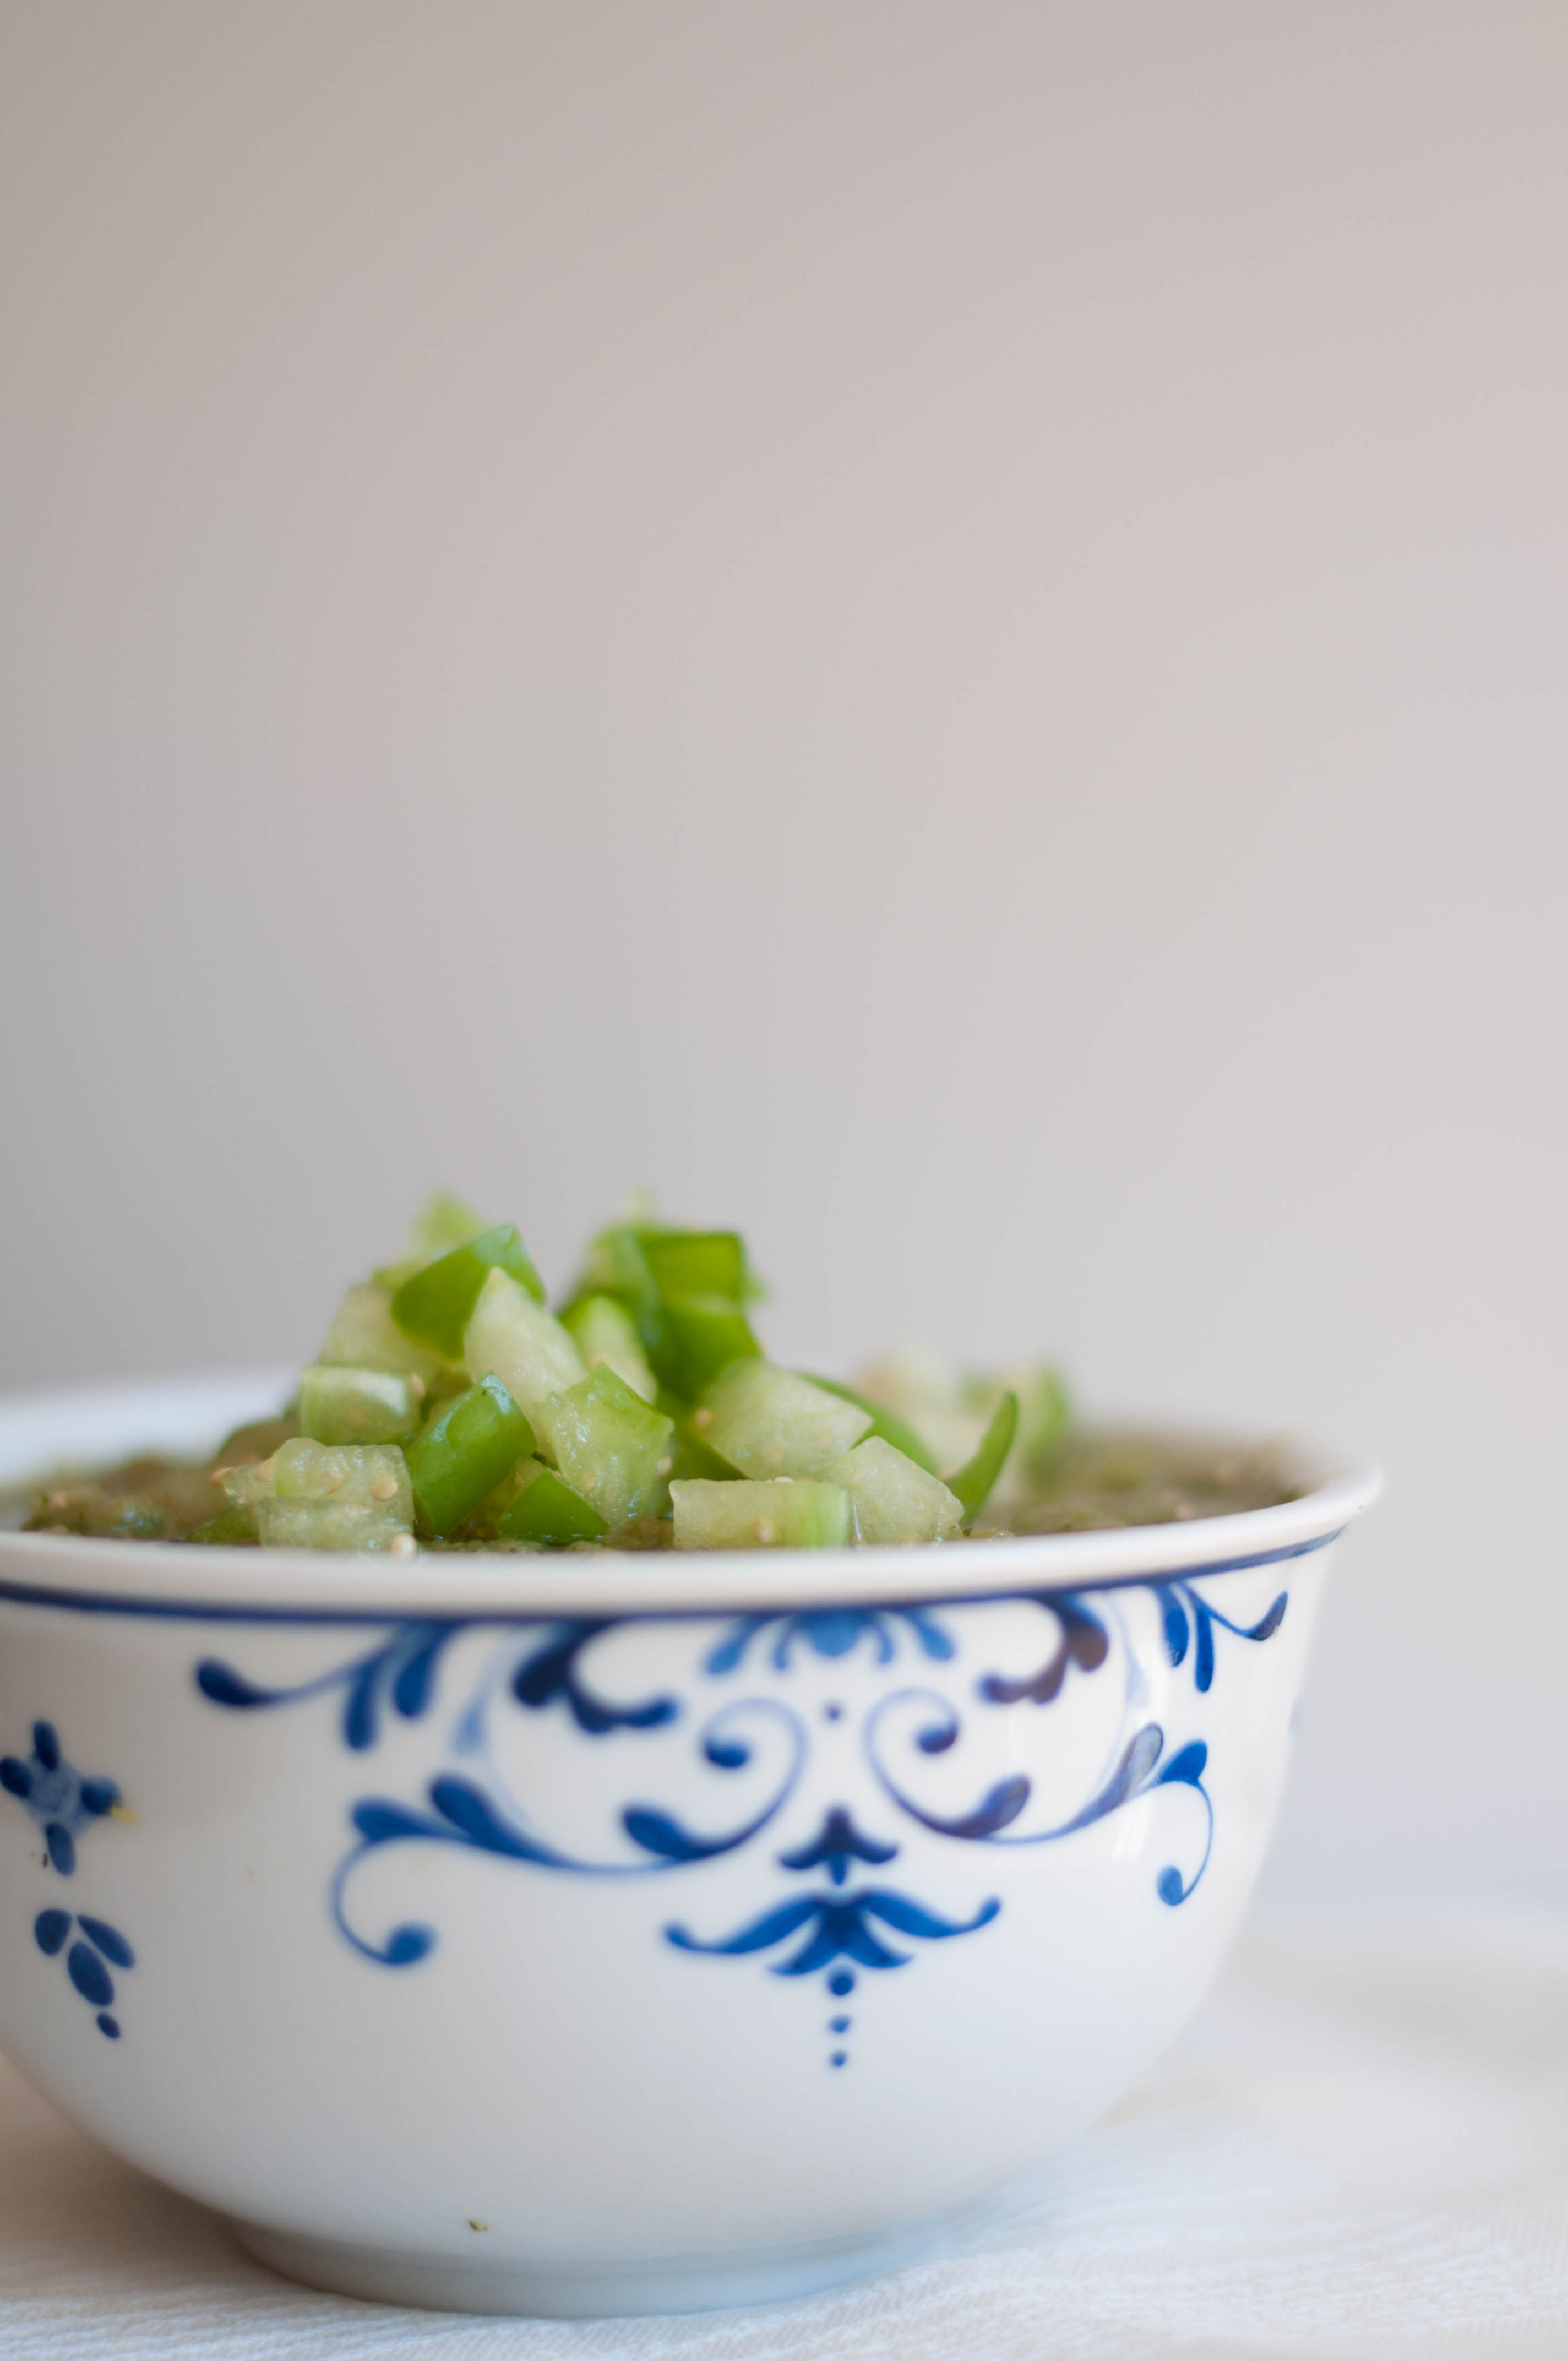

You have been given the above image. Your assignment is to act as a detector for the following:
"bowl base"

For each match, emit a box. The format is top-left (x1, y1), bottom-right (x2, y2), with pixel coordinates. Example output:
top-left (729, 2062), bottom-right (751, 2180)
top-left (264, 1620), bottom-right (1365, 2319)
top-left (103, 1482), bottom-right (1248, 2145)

top-left (237, 2217), bottom-right (940, 2318)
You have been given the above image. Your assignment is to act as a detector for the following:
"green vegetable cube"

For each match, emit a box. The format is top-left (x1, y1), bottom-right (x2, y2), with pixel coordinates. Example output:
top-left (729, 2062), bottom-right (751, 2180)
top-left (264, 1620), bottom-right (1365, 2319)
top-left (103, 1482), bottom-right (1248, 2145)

top-left (533, 1363), bottom-right (674, 1530)
top-left (700, 1361), bottom-right (870, 1479)
top-left (405, 1190), bottom-right (488, 1263)
top-left (497, 1462), bottom-right (609, 1546)
top-left (561, 1293), bottom-right (657, 1404)
top-left (648, 1299), bottom-right (761, 1401)
top-left (639, 1229), bottom-right (760, 1305)
top-left (317, 1285), bottom-right (445, 1383)
top-left (298, 1364), bottom-right (422, 1447)
top-left (269, 1438), bottom-right (414, 1516)
top-left (570, 1223), bottom-right (661, 1326)
top-left (799, 1374), bottom-right (939, 1473)
top-left (464, 1269), bottom-right (585, 1420)
top-left (231, 1438), bottom-right (415, 1551)
top-left (222, 1457), bottom-right (283, 1508)
top-left (405, 1375), bottom-right (535, 1537)
top-left (255, 1498), bottom-right (411, 1552)
top-left (670, 1478), bottom-right (851, 1550)
top-left (392, 1224), bottom-right (546, 1359)
top-left (824, 1437), bottom-right (964, 1544)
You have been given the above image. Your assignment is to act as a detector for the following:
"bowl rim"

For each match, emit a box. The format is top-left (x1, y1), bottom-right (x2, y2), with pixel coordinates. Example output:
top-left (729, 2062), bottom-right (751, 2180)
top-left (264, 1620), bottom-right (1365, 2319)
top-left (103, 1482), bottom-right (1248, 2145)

top-left (0, 1370), bottom-right (1382, 1618)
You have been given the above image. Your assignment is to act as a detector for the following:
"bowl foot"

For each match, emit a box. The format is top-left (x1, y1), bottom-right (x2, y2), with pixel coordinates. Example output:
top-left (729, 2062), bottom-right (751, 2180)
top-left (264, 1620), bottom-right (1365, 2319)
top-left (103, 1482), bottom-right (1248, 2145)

top-left (237, 2218), bottom-right (939, 2318)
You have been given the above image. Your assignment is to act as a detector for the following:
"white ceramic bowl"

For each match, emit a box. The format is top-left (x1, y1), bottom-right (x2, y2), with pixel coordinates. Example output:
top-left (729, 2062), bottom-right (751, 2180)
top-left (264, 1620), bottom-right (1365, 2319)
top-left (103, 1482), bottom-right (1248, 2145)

top-left (0, 1375), bottom-right (1379, 2318)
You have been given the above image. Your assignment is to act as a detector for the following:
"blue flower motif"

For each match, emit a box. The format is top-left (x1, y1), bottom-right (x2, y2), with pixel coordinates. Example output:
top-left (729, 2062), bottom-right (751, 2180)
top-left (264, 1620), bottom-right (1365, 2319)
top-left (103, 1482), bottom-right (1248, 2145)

top-left (0, 1721), bottom-right (119, 1874)
top-left (34, 1907), bottom-right (134, 2039)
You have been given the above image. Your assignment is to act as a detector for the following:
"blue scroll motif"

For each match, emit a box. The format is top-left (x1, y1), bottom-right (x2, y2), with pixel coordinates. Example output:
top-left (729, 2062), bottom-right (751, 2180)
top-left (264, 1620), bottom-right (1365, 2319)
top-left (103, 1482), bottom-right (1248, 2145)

top-left (196, 1618), bottom-right (679, 1748)
top-left (1150, 1581), bottom-right (1287, 1693)
top-left (324, 1695), bottom-right (808, 1965)
top-left (192, 1575), bottom-right (1287, 2051)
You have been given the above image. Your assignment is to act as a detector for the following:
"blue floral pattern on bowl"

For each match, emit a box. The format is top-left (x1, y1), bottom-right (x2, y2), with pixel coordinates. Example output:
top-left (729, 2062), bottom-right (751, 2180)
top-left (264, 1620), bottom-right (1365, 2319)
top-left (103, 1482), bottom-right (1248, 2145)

top-left (188, 1578), bottom-right (1287, 2070)
top-left (1, 1721), bottom-right (134, 2039)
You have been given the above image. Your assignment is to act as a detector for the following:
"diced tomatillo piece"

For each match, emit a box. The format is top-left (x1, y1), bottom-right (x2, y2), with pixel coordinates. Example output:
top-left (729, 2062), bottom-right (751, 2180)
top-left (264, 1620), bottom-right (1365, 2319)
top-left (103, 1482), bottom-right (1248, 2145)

top-left (299, 1364), bottom-right (421, 1447)
top-left (570, 1223), bottom-right (661, 1329)
top-left (256, 1498), bottom-right (410, 1552)
top-left (497, 1461), bottom-right (609, 1546)
top-left (405, 1190), bottom-right (488, 1264)
top-left (561, 1293), bottom-right (657, 1403)
top-left (392, 1225), bottom-right (546, 1358)
top-left (222, 1458), bottom-right (281, 1508)
top-left (945, 1389), bottom-right (1019, 1523)
top-left (639, 1229), bottom-right (760, 1305)
top-left (649, 1297), bottom-right (761, 1400)
top-left (533, 1363), bottom-right (675, 1530)
top-left (317, 1285), bottom-right (445, 1383)
top-left (801, 1374), bottom-right (939, 1473)
top-left (700, 1361), bottom-right (870, 1479)
top-left (671, 1478), bottom-right (851, 1551)
top-left (825, 1437), bottom-right (964, 1544)
top-left (270, 1438), bottom-right (414, 1517)
top-left (665, 1413), bottom-right (737, 1482)
top-left (405, 1374), bottom-right (533, 1537)
top-left (464, 1268), bottom-right (585, 1422)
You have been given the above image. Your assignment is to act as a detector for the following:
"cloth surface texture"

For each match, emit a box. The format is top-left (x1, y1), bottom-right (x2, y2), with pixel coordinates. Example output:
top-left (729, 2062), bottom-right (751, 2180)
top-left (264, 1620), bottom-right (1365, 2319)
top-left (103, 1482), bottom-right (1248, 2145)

top-left (0, 1913), bottom-right (1563, 2361)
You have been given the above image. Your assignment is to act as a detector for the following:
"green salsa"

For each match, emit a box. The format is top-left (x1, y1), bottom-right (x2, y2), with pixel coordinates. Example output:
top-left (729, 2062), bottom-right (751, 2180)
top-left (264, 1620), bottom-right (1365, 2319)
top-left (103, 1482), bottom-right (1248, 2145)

top-left (17, 1199), bottom-right (1300, 1554)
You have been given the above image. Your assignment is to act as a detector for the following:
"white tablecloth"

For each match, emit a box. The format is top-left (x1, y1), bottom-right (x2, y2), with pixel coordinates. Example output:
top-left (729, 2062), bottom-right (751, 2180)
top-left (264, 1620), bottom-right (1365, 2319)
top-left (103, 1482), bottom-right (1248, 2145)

top-left (2, 1912), bottom-right (1564, 2361)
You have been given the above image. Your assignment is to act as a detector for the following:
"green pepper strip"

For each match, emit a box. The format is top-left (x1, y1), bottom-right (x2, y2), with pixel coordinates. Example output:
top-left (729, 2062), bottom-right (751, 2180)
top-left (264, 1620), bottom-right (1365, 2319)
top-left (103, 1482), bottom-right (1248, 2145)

top-left (391, 1224), bottom-right (546, 1358)
top-left (800, 1375), bottom-right (940, 1475)
top-left (946, 1390), bottom-right (1020, 1524)
top-left (406, 1375), bottom-right (535, 1537)
top-left (498, 1465), bottom-right (609, 1546)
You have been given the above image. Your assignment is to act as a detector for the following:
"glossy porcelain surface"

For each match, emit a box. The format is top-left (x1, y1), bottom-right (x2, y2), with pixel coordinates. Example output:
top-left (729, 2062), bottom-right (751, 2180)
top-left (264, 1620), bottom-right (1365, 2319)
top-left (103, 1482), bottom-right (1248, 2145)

top-left (0, 1377), bottom-right (1378, 2317)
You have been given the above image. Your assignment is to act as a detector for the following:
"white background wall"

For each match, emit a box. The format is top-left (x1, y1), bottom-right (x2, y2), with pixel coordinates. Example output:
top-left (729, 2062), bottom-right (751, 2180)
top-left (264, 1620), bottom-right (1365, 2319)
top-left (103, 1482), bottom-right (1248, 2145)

top-left (3, 3), bottom-right (1565, 1909)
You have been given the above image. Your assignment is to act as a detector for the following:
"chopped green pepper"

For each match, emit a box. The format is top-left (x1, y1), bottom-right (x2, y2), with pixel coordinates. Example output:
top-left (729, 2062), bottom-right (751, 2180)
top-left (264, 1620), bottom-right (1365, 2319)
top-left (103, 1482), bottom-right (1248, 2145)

top-left (497, 1462), bottom-right (609, 1546)
top-left (639, 1229), bottom-right (761, 1305)
top-left (945, 1389), bottom-right (1019, 1524)
top-left (647, 1298), bottom-right (761, 1400)
top-left (391, 1224), bottom-right (546, 1358)
top-left (406, 1374), bottom-right (535, 1536)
